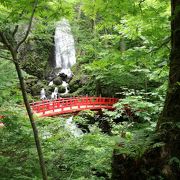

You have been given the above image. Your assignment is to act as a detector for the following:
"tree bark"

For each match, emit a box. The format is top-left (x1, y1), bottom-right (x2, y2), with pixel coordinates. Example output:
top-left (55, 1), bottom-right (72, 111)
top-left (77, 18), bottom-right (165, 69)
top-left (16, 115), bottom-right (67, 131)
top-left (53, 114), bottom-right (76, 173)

top-left (14, 55), bottom-right (48, 180)
top-left (154, 1), bottom-right (180, 177)
top-left (158, 0), bottom-right (180, 127)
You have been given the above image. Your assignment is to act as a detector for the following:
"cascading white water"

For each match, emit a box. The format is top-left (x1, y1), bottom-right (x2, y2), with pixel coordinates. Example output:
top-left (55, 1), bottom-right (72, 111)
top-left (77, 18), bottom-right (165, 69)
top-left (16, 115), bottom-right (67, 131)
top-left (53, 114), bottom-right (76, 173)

top-left (41, 19), bottom-right (75, 99)
top-left (60, 81), bottom-right (69, 95)
top-left (65, 116), bottom-right (83, 137)
top-left (54, 18), bottom-right (76, 77)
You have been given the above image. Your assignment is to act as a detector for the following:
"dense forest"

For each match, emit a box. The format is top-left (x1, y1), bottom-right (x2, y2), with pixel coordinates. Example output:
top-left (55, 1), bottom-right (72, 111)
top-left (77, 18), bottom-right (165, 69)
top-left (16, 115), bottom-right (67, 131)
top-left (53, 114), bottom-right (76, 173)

top-left (0, 0), bottom-right (179, 179)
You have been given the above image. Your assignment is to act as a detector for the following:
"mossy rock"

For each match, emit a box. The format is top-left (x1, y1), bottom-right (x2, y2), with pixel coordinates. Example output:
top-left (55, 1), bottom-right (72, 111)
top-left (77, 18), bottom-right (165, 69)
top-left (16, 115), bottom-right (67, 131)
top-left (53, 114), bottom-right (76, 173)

top-left (59, 93), bottom-right (71, 98)
top-left (25, 76), bottom-right (39, 93)
top-left (46, 85), bottom-right (67, 96)
top-left (19, 31), bottom-right (54, 78)
top-left (31, 81), bottom-right (45, 96)
top-left (58, 85), bottom-right (66, 93)
top-left (53, 76), bottom-right (62, 85)
top-left (25, 76), bottom-right (38, 85)
top-left (46, 84), bottom-right (56, 92)
top-left (69, 79), bottom-right (81, 92)
top-left (70, 88), bottom-right (86, 96)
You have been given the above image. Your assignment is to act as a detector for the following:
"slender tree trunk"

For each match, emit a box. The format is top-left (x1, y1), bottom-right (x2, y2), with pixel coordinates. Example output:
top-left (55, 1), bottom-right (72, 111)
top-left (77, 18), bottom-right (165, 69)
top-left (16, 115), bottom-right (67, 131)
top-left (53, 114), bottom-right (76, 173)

top-left (0, 0), bottom-right (48, 178)
top-left (13, 54), bottom-right (48, 180)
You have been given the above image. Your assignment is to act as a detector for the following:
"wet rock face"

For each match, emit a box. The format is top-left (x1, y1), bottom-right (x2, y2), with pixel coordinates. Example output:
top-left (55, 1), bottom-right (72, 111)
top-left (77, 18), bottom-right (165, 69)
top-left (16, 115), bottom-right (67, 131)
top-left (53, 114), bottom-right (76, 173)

top-left (25, 76), bottom-right (47, 96)
top-left (98, 117), bottom-right (111, 134)
top-left (30, 81), bottom-right (45, 96)
top-left (69, 79), bottom-right (81, 93)
top-left (25, 75), bottom-right (71, 98)
top-left (53, 76), bottom-right (62, 85)
top-left (25, 76), bottom-right (38, 93)
top-left (59, 73), bottom-right (67, 81)
top-left (31, 84), bottom-right (40, 96)
top-left (19, 38), bottom-right (53, 79)
top-left (59, 73), bottom-right (72, 83)
top-left (68, 74), bottom-right (88, 94)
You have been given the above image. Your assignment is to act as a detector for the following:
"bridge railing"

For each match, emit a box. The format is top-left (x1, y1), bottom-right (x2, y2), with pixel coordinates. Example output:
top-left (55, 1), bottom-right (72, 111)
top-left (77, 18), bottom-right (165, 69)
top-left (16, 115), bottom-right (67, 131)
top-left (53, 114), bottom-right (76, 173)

top-left (30, 96), bottom-right (119, 115)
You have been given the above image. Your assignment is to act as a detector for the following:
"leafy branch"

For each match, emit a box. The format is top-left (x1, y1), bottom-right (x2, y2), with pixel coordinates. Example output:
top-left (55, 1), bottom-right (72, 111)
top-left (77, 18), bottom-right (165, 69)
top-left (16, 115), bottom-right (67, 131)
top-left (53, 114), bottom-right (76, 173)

top-left (0, 1), bottom-right (48, 180)
top-left (15, 0), bottom-right (38, 51)
top-left (148, 36), bottom-right (171, 53)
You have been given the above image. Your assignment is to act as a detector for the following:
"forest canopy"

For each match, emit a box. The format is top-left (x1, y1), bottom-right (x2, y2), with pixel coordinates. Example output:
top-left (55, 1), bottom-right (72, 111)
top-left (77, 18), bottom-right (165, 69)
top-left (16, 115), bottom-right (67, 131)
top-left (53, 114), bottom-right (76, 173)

top-left (0, 0), bottom-right (179, 180)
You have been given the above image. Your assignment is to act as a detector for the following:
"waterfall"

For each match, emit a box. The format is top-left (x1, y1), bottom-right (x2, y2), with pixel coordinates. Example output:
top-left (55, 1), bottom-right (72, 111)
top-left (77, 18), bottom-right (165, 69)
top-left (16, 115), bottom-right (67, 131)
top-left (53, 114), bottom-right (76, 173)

top-left (54, 19), bottom-right (76, 77)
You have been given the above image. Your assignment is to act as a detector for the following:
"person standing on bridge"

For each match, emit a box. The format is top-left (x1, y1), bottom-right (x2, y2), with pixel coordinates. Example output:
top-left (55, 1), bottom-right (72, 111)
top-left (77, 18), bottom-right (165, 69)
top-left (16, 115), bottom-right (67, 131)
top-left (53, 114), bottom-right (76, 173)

top-left (54, 87), bottom-right (58, 98)
top-left (51, 87), bottom-right (59, 100)
top-left (40, 88), bottom-right (47, 100)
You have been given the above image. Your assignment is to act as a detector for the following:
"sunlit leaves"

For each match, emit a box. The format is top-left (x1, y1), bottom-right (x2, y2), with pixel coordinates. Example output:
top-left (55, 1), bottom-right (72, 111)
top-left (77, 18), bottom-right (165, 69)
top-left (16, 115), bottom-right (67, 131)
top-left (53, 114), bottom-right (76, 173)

top-left (73, 0), bottom-right (170, 98)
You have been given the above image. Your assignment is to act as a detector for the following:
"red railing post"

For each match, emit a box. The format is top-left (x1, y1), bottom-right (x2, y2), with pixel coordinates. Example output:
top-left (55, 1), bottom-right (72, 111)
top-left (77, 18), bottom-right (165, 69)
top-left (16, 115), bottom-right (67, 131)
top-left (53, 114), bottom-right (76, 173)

top-left (37, 104), bottom-right (40, 113)
top-left (52, 101), bottom-right (54, 111)
top-left (86, 96), bottom-right (88, 108)
top-left (61, 99), bottom-right (64, 112)
top-left (70, 99), bottom-right (72, 110)
top-left (43, 103), bottom-right (45, 115)
top-left (78, 98), bottom-right (80, 109)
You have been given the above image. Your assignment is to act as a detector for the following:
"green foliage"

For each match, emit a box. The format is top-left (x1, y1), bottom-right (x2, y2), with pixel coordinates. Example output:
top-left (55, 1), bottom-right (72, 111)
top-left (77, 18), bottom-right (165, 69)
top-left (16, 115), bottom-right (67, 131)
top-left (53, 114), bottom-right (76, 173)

top-left (0, 0), bottom-right (173, 179)
top-left (0, 108), bottom-right (115, 179)
top-left (74, 110), bottom-right (96, 127)
top-left (0, 59), bottom-right (23, 105)
top-left (104, 90), bottom-right (164, 123)
top-left (104, 94), bottom-right (163, 123)
top-left (45, 132), bottom-right (115, 179)
top-left (71, 0), bottom-right (170, 98)
top-left (169, 157), bottom-right (180, 169)
top-left (34, 114), bottom-right (115, 179)
top-left (114, 130), bottom-right (155, 158)
top-left (0, 108), bottom-right (41, 179)
top-left (0, 108), bottom-right (158, 179)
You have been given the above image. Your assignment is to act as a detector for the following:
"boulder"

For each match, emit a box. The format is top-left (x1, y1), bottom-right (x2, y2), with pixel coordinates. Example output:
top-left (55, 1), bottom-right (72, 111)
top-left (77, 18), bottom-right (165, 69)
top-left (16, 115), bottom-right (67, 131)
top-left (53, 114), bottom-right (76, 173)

top-left (53, 76), bottom-right (62, 85)
top-left (31, 81), bottom-right (45, 96)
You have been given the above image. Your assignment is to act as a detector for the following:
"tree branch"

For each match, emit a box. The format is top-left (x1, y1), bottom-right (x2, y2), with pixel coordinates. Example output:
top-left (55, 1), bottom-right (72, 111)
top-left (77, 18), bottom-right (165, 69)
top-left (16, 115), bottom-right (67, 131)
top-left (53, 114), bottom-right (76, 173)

top-left (13, 25), bottom-right (19, 37)
top-left (148, 36), bottom-right (171, 53)
top-left (0, 32), bottom-right (15, 58)
top-left (12, 10), bottom-right (26, 37)
top-left (15, 0), bottom-right (38, 51)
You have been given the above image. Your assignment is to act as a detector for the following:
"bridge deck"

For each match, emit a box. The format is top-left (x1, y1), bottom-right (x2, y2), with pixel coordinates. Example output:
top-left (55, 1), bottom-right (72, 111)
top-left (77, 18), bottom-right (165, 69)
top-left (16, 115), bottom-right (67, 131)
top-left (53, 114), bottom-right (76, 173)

top-left (30, 96), bottom-right (119, 117)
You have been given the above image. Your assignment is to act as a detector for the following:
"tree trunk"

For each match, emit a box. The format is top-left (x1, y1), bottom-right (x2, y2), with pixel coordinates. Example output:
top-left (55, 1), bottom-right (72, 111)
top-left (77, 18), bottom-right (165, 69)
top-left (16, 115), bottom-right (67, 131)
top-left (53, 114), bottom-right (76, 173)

top-left (14, 54), bottom-right (48, 180)
top-left (158, 0), bottom-right (180, 127)
top-left (154, 0), bottom-right (180, 177)
top-left (0, 0), bottom-right (48, 178)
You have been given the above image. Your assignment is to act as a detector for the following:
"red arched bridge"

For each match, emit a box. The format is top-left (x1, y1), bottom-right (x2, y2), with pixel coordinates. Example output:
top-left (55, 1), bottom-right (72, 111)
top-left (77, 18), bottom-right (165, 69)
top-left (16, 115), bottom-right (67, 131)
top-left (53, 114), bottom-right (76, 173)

top-left (30, 96), bottom-right (119, 117)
